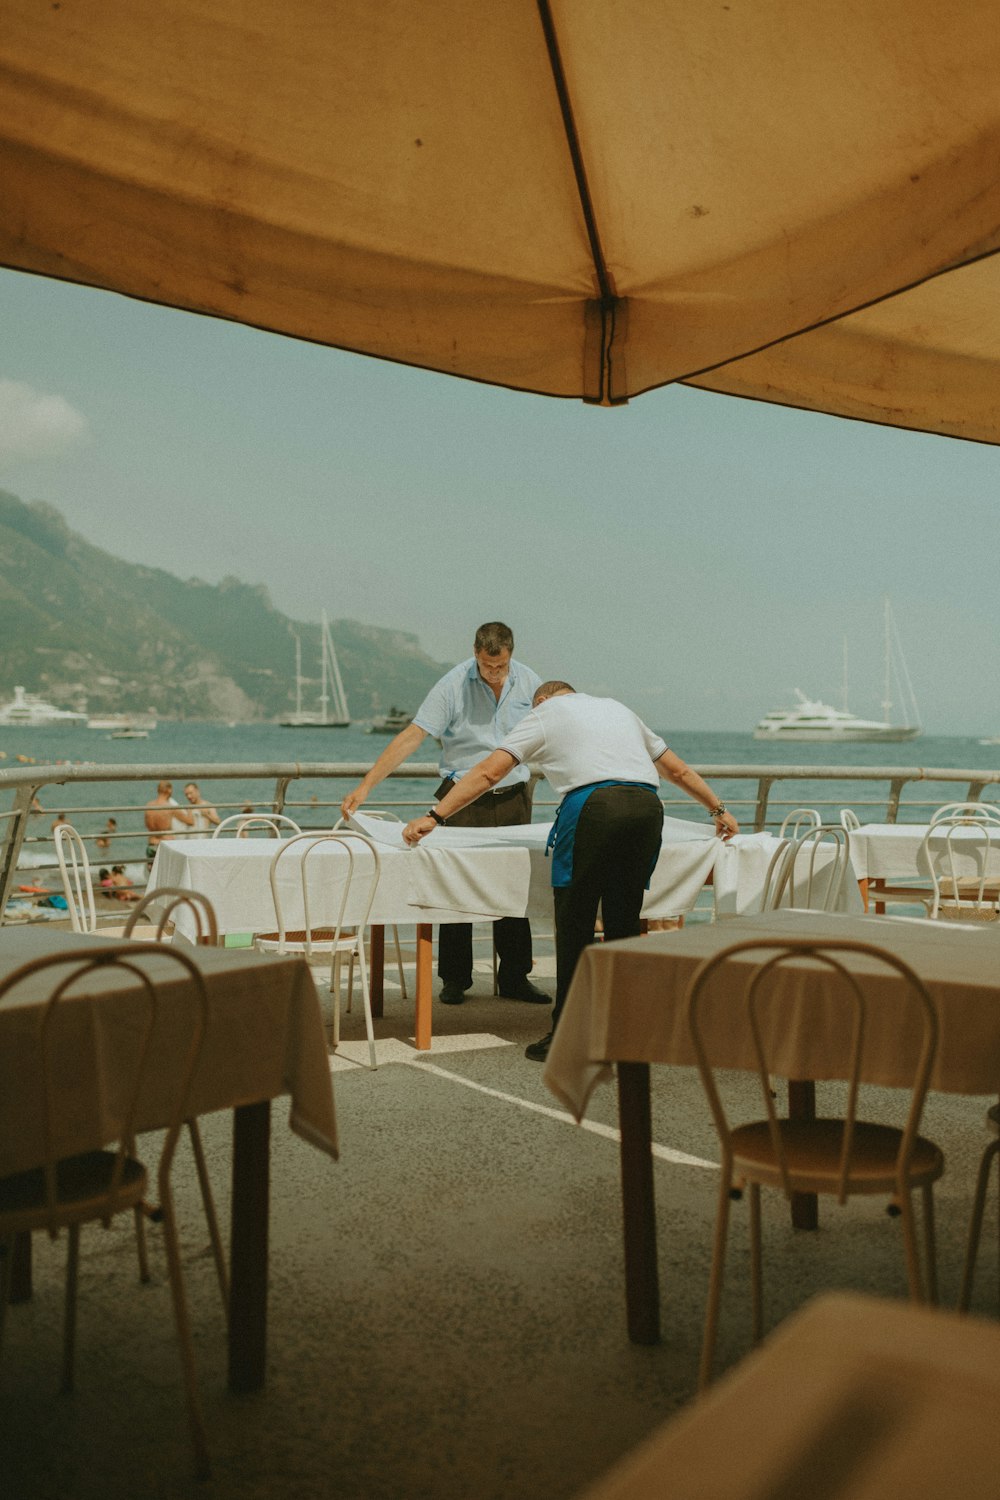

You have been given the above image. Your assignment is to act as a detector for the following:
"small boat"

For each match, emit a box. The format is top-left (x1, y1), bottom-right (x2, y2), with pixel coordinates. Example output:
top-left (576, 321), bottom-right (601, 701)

top-left (754, 599), bottom-right (921, 744)
top-left (0, 686), bottom-right (86, 727)
top-left (110, 728), bottom-right (149, 739)
top-left (280, 611), bottom-right (351, 727)
top-left (367, 707), bottom-right (413, 734)
top-left (88, 712), bottom-right (157, 733)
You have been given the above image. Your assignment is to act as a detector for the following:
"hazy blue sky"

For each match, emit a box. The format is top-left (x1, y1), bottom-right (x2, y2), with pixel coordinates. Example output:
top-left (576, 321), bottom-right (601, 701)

top-left (1, 265), bottom-right (998, 734)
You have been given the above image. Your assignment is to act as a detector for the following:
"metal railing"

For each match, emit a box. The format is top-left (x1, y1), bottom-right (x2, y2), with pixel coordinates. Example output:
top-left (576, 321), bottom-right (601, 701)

top-left (2, 758), bottom-right (1000, 920)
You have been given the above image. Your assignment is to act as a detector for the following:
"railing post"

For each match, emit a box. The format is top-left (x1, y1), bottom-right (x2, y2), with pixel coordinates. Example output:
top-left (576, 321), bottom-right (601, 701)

top-left (753, 777), bottom-right (773, 833)
top-left (885, 777), bottom-right (908, 823)
top-left (0, 783), bottom-right (41, 918)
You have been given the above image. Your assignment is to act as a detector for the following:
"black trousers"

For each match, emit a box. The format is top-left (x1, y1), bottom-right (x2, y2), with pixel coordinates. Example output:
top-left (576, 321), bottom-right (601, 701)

top-left (552, 785), bottom-right (664, 1030)
top-left (435, 778), bottom-right (534, 989)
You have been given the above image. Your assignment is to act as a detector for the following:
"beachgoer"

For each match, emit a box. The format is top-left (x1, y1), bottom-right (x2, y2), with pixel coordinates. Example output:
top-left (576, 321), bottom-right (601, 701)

top-left (95, 815), bottom-right (116, 852)
top-left (403, 682), bottom-right (739, 1060)
top-left (144, 779), bottom-right (194, 862)
top-left (183, 781), bottom-right (221, 833)
top-left (341, 622), bottom-right (546, 1006)
top-left (109, 864), bottom-right (141, 903)
top-left (50, 812), bottom-right (67, 835)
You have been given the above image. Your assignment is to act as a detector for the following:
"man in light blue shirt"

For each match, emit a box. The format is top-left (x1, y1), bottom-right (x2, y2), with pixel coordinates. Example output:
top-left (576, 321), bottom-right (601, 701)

top-left (341, 622), bottom-right (547, 1005)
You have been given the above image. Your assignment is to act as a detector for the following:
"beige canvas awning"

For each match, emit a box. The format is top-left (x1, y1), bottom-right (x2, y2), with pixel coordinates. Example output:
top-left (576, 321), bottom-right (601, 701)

top-left (3, 0), bottom-right (999, 438)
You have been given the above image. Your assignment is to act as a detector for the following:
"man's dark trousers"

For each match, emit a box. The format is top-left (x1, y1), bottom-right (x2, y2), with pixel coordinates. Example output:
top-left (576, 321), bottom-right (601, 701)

top-left (435, 779), bottom-right (534, 991)
top-left (551, 785), bottom-right (664, 1030)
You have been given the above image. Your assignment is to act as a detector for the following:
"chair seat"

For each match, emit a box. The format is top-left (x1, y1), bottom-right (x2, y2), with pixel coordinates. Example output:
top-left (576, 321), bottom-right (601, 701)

top-left (925, 901), bottom-right (1000, 922)
top-left (730, 1118), bottom-right (944, 1195)
top-left (0, 1150), bottom-right (146, 1233)
top-left (938, 878), bottom-right (1000, 898)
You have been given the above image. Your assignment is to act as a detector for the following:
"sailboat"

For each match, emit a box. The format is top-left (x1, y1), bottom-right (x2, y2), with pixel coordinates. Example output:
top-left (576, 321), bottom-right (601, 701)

top-left (753, 599), bottom-right (921, 743)
top-left (279, 611), bottom-right (351, 727)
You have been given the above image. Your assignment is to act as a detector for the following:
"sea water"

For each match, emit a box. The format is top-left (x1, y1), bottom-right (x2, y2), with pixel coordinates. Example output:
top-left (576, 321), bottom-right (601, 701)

top-left (2, 721), bottom-right (999, 868)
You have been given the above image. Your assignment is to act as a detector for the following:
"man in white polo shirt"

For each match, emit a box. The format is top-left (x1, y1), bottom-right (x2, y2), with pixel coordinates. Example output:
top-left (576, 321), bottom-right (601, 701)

top-left (403, 681), bottom-right (739, 1060)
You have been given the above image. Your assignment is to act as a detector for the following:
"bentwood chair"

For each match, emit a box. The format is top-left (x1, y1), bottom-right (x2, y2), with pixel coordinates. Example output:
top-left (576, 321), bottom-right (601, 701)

top-left (760, 825), bottom-right (852, 914)
top-left (54, 823), bottom-right (158, 938)
top-left (919, 817), bottom-right (1000, 921)
top-left (958, 1102), bottom-right (1000, 1313)
top-left (686, 937), bottom-right (943, 1389)
top-left (776, 808), bottom-right (821, 839)
top-left (930, 801), bottom-right (1000, 826)
top-left (335, 813), bottom-right (407, 998)
top-left (254, 832), bottom-right (381, 1069)
top-left (122, 889), bottom-right (228, 1311)
top-left (0, 945), bottom-right (212, 1477)
top-left (839, 808), bottom-right (861, 832)
top-left (211, 812), bottom-right (302, 838)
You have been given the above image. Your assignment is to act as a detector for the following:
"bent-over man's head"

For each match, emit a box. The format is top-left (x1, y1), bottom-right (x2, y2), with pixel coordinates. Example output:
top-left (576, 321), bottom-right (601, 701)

top-left (473, 621), bottom-right (514, 656)
top-left (533, 681), bottom-right (575, 707)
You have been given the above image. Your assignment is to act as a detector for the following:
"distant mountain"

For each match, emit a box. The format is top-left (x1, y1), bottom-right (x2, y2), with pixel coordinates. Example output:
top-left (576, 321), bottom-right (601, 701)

top-left (0, 490), bottom-right (451, 720)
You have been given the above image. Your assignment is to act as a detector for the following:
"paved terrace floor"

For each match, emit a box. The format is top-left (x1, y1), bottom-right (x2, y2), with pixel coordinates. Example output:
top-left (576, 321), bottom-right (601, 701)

top-left (2, 933), bottom-right (998, 1499)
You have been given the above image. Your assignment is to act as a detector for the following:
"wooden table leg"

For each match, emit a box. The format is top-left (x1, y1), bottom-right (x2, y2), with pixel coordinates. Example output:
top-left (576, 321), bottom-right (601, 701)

top-left (859, 877), bottom-right (869, 913)
top-left (228, 1099), bottom-right (270, 1393)
top-left (9, 1230), bottom-right (32, 1302)
top-left (369, 925), bottom-right (385, 1018)
top-left (788, 1080), bottom-right (818, 1230)
top-left (617, 1062), bottom-right (660, 1344)
top-left (414, 923), bottom-right (433, 1051)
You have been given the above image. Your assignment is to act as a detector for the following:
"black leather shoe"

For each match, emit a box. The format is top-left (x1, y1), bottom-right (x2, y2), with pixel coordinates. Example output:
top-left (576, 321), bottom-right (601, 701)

top-left (525, 1032), bottom-right (553, 1061)
top-left (500, 979), bottom-right (550, 1004)
top-left (439, 982), bottom-right (468, 1005)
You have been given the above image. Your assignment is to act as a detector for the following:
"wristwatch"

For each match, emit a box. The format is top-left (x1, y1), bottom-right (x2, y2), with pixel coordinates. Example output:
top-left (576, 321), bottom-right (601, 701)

top-left (708, 803), bottom-right (728, 819)
top-left (427, 808), bottom-right (447, 826)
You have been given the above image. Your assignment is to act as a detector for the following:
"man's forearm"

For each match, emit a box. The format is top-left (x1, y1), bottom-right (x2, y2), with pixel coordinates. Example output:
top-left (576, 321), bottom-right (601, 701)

top-left (358, 724), bottom-right (427, 793)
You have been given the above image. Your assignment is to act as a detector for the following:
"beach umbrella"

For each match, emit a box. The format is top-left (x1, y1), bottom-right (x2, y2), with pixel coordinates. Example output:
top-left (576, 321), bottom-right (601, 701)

top-left (2, 0), bottom-right (999, 439)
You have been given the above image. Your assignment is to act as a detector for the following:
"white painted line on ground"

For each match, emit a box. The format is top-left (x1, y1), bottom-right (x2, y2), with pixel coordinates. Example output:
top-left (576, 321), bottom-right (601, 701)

top-left (411, 1060), bottom-right (718, 1171)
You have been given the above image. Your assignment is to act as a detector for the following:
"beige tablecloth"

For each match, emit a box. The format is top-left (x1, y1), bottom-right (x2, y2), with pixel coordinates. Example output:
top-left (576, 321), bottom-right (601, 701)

top-left (0, 927), bottom-right (338, 1176)
top-left (545, 909), bottom-right (1000, 1122)
top-left (579, 1292), bottom-right (1000, 1500)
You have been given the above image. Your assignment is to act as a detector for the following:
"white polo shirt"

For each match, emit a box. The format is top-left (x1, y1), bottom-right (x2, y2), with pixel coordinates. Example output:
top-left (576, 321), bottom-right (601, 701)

top-left (500, 693), bottom-right (667, 800)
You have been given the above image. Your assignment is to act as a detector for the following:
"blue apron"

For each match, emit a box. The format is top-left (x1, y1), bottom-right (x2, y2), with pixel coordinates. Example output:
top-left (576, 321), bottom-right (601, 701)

top-left (546, 780), bottom-right (659, 888)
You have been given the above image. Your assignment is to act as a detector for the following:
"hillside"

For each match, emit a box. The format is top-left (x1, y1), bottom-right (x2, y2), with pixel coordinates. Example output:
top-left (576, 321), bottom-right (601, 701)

top-left (0, 491), bottom-right (450, 720)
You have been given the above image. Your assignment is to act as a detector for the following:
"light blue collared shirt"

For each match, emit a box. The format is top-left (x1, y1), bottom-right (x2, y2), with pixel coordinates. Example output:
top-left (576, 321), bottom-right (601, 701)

top-left (413, 657), bottom-right (542, 787)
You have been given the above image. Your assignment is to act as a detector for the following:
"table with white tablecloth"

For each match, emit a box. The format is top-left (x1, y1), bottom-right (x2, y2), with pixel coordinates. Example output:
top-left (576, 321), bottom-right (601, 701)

top-left (0, 926), bottom-right (337, 1392)
top-left (150, 814), bottom-right (734, 1047)
top-left (847, 822), bottom-right (1000, 911)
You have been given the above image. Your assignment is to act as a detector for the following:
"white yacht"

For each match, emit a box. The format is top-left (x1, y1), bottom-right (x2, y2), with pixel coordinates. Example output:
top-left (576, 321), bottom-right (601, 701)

top-left (0, 686), bottom-right (86, 727)
top-left (754, 691), bottom-right (920, 743)
top-left (754, 599), bottom-right (921, 744)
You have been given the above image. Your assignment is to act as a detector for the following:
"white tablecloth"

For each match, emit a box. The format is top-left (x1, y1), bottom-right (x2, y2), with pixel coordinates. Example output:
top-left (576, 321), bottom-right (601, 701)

top-left (151, 813), bottom-right (734, 939)
top-left (849, 822), bottom-right (1000, 881)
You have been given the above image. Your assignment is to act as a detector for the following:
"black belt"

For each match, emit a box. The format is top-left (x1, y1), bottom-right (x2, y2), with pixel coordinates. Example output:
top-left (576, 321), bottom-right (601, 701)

top-left (449, 777), bottom-right (526, 798)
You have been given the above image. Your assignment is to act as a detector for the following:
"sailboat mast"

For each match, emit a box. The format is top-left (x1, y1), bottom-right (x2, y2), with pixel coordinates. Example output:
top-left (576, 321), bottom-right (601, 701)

top-left (318, 618), bottom-right (329, 723)
top-left (294, 635), bottom-right (302, 717)
top-left (881, 596), bottom-right (892, 722)
top-left (842, 636), bottom-right (849, 713)
top-left (321, 610), bottom-right (350, 722)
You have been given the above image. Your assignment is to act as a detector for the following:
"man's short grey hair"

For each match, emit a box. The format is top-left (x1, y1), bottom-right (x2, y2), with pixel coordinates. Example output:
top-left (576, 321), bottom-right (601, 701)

top-left (533, 681), bottom-right (575, 706)
top-left (474, 621), bottom-right (514, 656)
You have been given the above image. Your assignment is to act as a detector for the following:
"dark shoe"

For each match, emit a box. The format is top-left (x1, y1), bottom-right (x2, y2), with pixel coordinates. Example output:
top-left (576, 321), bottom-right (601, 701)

top-left (439, 981), bottom-right (468, 1005)
top-left (525, 1032), bottom-right (553, 1062)
top-left (500, 979), bottom-right (550, 1004)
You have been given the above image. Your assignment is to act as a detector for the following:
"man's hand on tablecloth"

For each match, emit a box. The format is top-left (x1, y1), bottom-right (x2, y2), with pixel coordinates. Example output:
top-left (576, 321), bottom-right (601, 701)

top-left (403, 815), bottom-right (436, 846)
top-left (715, 811), bottom-right (739, 841)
